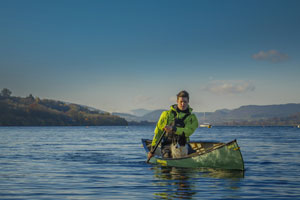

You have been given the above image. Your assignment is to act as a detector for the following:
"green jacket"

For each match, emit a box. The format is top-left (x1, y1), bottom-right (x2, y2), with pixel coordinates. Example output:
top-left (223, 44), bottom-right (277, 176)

top-left (151, 105), bottom-right (199, 147)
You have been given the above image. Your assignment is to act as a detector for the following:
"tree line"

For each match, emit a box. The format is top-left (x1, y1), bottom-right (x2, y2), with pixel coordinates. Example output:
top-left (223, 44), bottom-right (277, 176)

top-left (218, 113), bottom-right (300, 126)
top-left (0, 88), bottom-right (128, 126)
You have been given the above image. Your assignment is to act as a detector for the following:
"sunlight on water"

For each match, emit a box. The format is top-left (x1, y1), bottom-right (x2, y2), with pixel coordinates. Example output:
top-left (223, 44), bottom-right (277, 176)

top-left (0, 126), bottom-right (300, 199)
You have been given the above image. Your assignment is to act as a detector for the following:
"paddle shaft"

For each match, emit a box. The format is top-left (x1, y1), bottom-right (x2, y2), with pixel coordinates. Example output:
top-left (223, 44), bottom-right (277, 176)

top-left (146, 131), bottom-right (166, 163)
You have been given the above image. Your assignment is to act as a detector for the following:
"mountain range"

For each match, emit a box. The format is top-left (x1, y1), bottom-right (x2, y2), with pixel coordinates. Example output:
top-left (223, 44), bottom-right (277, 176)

top-left (113, 104), bottom-right (300, 126)
top-left (1, 88), bottom-right (300, 126)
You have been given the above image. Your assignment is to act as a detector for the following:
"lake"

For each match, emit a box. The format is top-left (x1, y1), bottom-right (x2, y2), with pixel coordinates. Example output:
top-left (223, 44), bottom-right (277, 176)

top-left (0, 126), bottom-right (300, 199)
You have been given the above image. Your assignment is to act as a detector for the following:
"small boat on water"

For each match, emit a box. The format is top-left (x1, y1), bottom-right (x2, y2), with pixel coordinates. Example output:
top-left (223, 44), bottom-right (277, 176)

top-left (199, 112), bottom-right (212, 128)
top-left (142, 139), bottom-right (244, 170)
top-left (199, 123), bottom-right (212, 128)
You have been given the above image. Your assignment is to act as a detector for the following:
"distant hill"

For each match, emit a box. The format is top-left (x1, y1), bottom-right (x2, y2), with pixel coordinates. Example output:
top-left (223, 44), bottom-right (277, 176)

top-left (112, 112), bottom-right (140, 122)
top-left (0, 94), bottom-right (127, 126)
top-left (139, 109), bottom-right (166, 122)
top-left (202, 104), bottom-right (300, 125)
top-left (113, 104), bottom-right (300, 126)
top-left (221, 112), bottom-right (300, 126)
top-left (130, 109), bottom-right (151, 117)
top-left (113, 109), bottom-right (166, 123)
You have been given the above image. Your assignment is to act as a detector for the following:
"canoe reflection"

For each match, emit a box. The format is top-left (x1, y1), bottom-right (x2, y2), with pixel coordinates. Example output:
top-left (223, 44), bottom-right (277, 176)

top-left (151, 166), bottom-right (244, 199)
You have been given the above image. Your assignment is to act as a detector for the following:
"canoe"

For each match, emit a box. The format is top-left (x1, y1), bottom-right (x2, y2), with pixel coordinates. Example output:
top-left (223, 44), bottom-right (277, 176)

top-left (142, 139), bottom-right (244, 170)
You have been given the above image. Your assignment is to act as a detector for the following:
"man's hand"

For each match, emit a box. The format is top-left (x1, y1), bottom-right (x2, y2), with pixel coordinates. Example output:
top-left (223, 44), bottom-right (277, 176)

top-left (164, 125), bottom-right (173, 133)
top-left (147, 152), bottom-right (154, 160)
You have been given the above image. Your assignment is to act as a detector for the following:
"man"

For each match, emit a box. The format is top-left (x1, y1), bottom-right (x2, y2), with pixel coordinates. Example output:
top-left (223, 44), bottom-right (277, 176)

top-left (147, 90), bottom-right (199, 159)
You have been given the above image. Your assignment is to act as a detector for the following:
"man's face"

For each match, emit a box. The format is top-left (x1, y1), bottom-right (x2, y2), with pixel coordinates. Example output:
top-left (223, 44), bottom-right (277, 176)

top-left (177, 97), bottom-right (189, 111)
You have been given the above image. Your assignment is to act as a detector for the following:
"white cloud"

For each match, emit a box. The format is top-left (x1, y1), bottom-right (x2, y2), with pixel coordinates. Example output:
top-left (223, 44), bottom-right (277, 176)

top-left (252, 50), bottom-right (289, 62)
top-left (204, 80), bottom-right (255, 95)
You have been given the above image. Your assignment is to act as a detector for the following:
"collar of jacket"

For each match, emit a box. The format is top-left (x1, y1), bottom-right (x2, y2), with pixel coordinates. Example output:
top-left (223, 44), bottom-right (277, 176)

top-left (170, 104), bottom-right (193, 114)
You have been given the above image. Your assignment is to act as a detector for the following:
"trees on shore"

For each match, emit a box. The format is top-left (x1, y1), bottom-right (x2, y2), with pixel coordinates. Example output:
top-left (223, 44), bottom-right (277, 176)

top-left (0, 88), bottom-right (12, 97)
top-left (0, 88), bottom-right (128, 126)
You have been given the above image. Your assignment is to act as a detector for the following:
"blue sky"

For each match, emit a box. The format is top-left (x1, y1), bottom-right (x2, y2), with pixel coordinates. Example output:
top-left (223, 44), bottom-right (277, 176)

top-left (1, 0), bottom-right (300, 113)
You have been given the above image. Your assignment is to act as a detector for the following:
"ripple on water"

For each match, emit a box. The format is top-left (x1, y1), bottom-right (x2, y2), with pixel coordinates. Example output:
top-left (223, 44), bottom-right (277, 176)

top-left (0, 126), bottom-right (300, 199)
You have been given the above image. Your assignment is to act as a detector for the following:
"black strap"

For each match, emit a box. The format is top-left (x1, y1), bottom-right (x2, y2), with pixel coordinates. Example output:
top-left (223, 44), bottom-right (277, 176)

top-left (171, 110), bottom-right (177, 119)
top-left (168, 110), bottom-right (191, 146)
top-left (171, 110), bottom-right (191, 127)
top-left (181, 112), bottom-right (191, 122)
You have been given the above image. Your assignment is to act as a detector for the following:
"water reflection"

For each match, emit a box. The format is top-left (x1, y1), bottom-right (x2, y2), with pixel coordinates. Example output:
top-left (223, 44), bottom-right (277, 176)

top-left (151, 166), bottom-right (244, 199)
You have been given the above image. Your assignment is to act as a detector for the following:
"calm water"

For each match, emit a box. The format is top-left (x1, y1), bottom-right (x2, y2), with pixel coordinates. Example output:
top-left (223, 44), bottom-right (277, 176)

top-left (0, 126), bottom-right (300, 199)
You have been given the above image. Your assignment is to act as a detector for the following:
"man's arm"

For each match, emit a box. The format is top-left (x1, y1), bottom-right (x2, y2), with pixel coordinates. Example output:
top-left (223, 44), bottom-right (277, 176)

top-left (151, 111), bottom-right (168, 147)
top-left (148, 111), bottom-right (169, 160)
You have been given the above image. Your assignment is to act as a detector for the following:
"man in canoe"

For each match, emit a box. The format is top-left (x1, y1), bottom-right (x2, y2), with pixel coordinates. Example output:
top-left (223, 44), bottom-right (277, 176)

top-left (148, 90), bottom-right (199, 159)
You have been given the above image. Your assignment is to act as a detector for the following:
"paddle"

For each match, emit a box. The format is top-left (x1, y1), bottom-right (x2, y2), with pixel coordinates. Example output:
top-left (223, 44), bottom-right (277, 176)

top-left (146, 130), bottom-right (166, 163)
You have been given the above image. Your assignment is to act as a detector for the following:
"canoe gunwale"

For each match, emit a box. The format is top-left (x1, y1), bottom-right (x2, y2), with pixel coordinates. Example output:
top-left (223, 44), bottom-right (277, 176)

top-left (141, 139), bottom-right (239, 161)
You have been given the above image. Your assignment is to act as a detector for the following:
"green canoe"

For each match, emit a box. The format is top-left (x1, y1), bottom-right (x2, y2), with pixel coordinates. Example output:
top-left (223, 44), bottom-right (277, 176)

top-left (142, 139), bottom-right (244, 170)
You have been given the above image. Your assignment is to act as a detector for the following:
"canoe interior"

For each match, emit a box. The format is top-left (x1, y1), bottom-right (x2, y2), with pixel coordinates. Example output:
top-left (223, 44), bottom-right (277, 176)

top-left (143, 139), bottom-right (227, 158)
